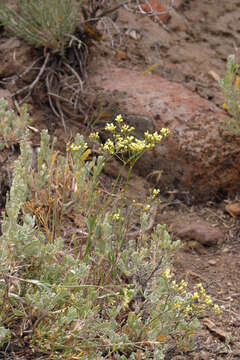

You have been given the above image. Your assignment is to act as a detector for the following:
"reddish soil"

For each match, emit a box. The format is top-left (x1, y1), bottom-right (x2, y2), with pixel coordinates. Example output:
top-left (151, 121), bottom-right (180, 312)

top-left (0, 0), bottom-right (240, 359)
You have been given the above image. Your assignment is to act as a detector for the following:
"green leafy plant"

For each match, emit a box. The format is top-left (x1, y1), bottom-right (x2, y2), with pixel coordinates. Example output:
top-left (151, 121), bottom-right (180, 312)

top-left (0, 105), bottom-right (221, 358)
top-left (219, 54), bottom-right (240, 134)
top-left (0, 0), bottom-right (82, 56)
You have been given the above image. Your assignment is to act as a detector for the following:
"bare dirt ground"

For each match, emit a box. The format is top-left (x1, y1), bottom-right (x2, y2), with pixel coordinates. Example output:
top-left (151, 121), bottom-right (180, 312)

top-left (0, 0), bottom-right (240, 359)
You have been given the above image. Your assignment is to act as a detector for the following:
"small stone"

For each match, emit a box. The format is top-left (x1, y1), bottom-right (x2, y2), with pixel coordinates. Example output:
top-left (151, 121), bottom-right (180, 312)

top-left (225, 202), bottom-right (240, 217)
top-left (199, 350), bottom-right (210, 360)
top-left (232, 320), bottom-right (240, 327)
top-left (126, 29), bottom-right (141, 40)
top-left (208, 259), bottom-right (217, 265)
top-left (177, 222), bottom-right (223, 246)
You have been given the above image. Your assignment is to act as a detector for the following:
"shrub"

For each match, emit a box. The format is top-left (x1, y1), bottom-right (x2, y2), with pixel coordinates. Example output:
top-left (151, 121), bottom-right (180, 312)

top-left (0, 0), bottom-right (82, 56)
top-left (0, 105), bottom-right (221, 359)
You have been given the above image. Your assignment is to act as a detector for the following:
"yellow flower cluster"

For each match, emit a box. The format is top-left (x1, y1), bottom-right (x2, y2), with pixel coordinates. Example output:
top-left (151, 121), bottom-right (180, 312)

top-left (152, 188), bottom-right (160, 197)
top-left (171, 279), bottom-right (187, 290)
top-left (115, 114), bottom-right (123, 124)
top-left (147, 188), bottom-right (160, 202)
top-left (112, 212), bottom-right (121, 221)
top-left (163, 268), bottom-right (172, 280)
top-left (102, 139), bottom-right (115, 155)
top-left (172, 300), bottom-right (183, 311)
top-left (67, 142), bottom-right (88, 152)
top-left (170, 281), bottom-right (222, 315)
top-left (191, 283), bottom-right (214, 308)
top-left (122, 287), bottom-right (134, 310)
top-left (89, 131), bottom-right (100, 141)
top-left (212, 304), bottom-right (222, 314)
top-left (120, 123), bottom-right (135, 133)
top-left (144, 204), bottom-right (151, 212)
top-left (161, 128), bottom-right (170, 137)
top-left (92, 114), bottom-right (170, 158)
top-left (105, 123), bottom-right (116, 132)
top-left (144, 130), bottom-right (162, 143)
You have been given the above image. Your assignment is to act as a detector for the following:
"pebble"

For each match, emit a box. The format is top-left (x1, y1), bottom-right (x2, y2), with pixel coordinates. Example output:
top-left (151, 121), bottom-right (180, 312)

top-left (208, 259), bottom-right (217, 265)
top-left (225, 202), bottom-right (240, 217)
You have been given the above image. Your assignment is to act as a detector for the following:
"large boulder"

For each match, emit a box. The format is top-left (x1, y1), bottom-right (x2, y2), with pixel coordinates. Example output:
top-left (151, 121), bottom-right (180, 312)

top-left (90, 66), bottom-right (240, 201)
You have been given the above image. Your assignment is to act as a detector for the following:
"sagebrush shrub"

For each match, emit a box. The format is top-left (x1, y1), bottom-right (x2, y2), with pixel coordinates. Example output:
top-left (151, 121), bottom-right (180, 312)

top-left (0, 104), bottom-right (221, 359)
top-left (0, 0), bottom-right (82, 55)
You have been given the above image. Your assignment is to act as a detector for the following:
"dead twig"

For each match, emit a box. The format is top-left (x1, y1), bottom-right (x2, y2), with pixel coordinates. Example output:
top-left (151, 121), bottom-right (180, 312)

top-left (0, 57), bottom-right (44, 86)
top-left (64, 62), bottom-right (84, 91)
top-left (46, 71), bottom-right (62, 119)
top-left (84, 0), bottom-right (130, 23)
top-left (12, 53), bottom-right (50, 103)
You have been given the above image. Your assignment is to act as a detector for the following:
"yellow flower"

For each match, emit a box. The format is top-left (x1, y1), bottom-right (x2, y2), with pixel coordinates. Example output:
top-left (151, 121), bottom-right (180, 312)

top-left (184, 305), bottom-right (191, 314)
top-left (105, 123), bottom-right (116, 132)
top-left (172, 300), bottom-right (183, 310)
top-left (115, 114), bottom-right (123, 124)
top-left (212, 304), bottom-right (222, 314)
top-left (204, 295), bottom-right (212, 306)
top-left (192, 292), bottom-right (199, 300)
top-left (144, 131), bottom-right (163, 144)
top-left (102, 139), bottom-right (115, 155)
top-left (89, 131), bottom-right (100, 141)
top-left (222, 103), bottom-right (229, 111)
top-left (161, 128), bottom-right (170, 137)
top-left (171, 280), bottom-right (177, 290)
top-left (152, 188), bottom-right (160, 197)
top-left (163, 268), bottom-right (172, 279)
top-left (70, 143), bottom-right (87, 151)
top-left (129, 139), bottom-right (146, 153)
top-left (112, 212), bottom-right (120, 221)
top-left (179, 279), bottom-right (187, 288)
top-left (120, 124), bottom-right (134, 133)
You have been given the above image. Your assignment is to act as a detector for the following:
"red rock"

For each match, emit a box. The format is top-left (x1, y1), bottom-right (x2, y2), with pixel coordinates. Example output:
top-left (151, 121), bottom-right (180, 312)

top-left (90, 65), bottom-right (240, 200)
top-left (176, 222), bottom-right (223, 246)
top-left (141, 1), bottom-right (170, 24)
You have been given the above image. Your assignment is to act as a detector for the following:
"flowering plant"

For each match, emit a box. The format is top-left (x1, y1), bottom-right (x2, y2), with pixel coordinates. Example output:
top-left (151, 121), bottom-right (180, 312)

top-left (219, 54), bottom-right (240, 134)
top-left (90, 114), bottom-right (170, 167)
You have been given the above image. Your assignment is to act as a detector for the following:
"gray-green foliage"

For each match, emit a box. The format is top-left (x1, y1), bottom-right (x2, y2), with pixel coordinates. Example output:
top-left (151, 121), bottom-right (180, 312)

top-left (0, 108), bottom-right (220, 358)
top-left (0, 0), bottom-right (82, 55)
top-left (219, 54), bottom-right (240, 134)
top-left (1, 138), bottom-right (34, 260)
top-left (0, 98), bottom-right (30, 150)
